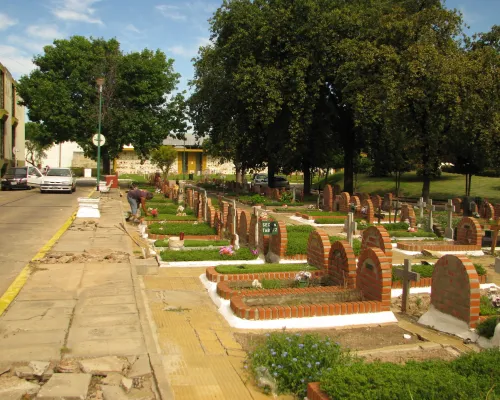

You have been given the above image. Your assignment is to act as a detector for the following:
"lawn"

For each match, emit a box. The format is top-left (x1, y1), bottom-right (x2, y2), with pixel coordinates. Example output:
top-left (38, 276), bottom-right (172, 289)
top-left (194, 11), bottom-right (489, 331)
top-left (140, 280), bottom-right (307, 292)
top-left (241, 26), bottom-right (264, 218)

top-left (285, 225), bottom-right (316, 256)
top-left (315, 171), bottom-right (500, 202)
top-left (148, 222), bottom-right (217, 236)
top-left (214, 263), bottom-right (316, 274)
top-left (160, 247), bottom-right (257, 261)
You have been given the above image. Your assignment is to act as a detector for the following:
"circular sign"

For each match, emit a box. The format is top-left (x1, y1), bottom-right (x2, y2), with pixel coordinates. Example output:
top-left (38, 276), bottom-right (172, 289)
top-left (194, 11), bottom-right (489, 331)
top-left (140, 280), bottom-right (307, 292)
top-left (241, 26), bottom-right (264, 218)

top-left (92, 134), bottom-right (106, 146)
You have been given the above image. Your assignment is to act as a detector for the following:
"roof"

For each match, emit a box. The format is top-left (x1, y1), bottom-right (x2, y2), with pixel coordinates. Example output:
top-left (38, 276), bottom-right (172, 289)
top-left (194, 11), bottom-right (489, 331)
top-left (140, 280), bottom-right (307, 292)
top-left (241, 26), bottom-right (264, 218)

top-left (162, 134), bottom-right (204, 147)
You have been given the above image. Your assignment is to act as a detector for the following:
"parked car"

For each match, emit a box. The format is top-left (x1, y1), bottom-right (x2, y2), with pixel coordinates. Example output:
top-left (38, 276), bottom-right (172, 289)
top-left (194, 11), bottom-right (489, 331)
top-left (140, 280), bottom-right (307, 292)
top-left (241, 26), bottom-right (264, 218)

top-left (1, 166), bottom-right (44, 190)
top-left (251, 174), bottom-right (290, 189)
top-left (40, 168), bottom-right (76, 193)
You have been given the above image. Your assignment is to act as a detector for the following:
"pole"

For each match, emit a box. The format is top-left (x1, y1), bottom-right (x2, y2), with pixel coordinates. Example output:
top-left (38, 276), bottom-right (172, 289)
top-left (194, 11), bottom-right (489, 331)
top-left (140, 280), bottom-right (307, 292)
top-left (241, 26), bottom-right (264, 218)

top-left (183, 140), bottom-right (186, 180)
top-left (96, 84), bottom-right (103, 191)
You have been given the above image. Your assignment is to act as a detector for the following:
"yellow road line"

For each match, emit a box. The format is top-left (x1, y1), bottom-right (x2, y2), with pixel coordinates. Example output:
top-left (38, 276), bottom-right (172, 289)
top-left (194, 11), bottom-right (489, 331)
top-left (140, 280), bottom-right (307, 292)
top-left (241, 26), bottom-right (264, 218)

top-left (0, 188), bottom-right (96, 316)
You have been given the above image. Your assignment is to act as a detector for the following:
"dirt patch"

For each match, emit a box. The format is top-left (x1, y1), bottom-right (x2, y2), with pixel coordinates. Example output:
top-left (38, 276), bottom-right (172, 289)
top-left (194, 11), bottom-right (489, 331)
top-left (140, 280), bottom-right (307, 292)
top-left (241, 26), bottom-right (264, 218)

top-left (391, 293), bottom-right (431, 320)
top-left (361, 346), bottom-right (460, 364)
top-left (68, 220), bottom-right (98, 231)
top-left (35, 249), bottom-right (129, 264)
top-left (234, 324), bottom-right (424, 353)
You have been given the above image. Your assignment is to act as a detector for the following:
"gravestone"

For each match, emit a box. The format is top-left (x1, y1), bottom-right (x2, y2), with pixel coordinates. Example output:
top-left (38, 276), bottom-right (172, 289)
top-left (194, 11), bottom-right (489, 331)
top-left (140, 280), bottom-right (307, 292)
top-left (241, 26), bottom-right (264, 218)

top-left (370, 195), bottom-right (382, 210)
top-left (423, 254), bottom-right (480, 328)
top-left (374, 208), bottom-right (385, 225)
top-left (361, 198), bottom-right (375, 224)
top-left (328, 240), bottom-right (356, 288)
top-left (400, 204), bottom-right (416, 227)
top-left (361, 225), bottom-right (393, 258)
top-left (482, 219), bottom-right (500, 254)
top-left (268, 221), bottom-right (288, 262)
top-left (426, 199), bottom-right (435, 232)
top-left (452, 198), bottom-right (462, 216)
top-left (416, 197), bottom-right (426, 219)
top-left (306, 230), bottom-right (331, 270)
top-left (356, 247), bottom-right (392, 311)
top-left (238, 210), bottom-right (250, 245)
top-left (456, 217), bottom-right (483, 246)
top-left (333, 184), bottom-right (341, 196)
top-left (350, 195), bottom-right (361, 213)
top-left (382, 193), bottom-right (393, 212)
top-left (248, 213), bottom-right (258, 248)
top-left (444, 199), bottom-right (455, 239)
top-left (323, 184), bottom-right (334, 212)
top-left (207, 206), bottom-right (216, 228)
top-left (481, 201), bottom-right (495, 220)
top-left (339, 192), bottom-right (351, 213)
top-left (393, 259), bottom-right (420, 312)
top-left (344, 213), bottom-right (357, 247)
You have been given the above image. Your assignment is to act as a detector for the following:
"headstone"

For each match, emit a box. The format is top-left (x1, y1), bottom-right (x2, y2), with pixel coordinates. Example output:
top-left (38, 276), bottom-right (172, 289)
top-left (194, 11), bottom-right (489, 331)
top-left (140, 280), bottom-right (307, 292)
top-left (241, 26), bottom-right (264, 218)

top-left (456, 217), bottom-right (483, 246)
top-left (306, 230), bottom-right (331, 270)
top-left (393, 259), bottom-right (420, 312)
top-left (445, 199), bottom-right (455, 239)
top-left (356, 247), bottom-right (392, 310)
top-left (361, 225), bottom-right (393, 257)
top-left (483, 219), bottom-right (500, 255)
top-left (416, 197), bottom-right (426, 219)
top-left (344, 212), bottom-right (357, 247)
top-left (427, 199), bottom-right (435, 232)
top-left (328, 240), bottom-right (356, 288)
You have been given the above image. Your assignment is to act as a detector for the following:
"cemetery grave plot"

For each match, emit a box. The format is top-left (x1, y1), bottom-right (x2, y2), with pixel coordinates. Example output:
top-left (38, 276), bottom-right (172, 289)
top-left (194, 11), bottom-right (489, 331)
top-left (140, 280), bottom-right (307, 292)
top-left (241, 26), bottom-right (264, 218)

top-left (266, 223), bottom-right (316, 261)
top-left (147, 222), bottom-right (218, 240)
top-left (160, 246), bottom-right (258, 261)
top-left (383, 222), bottom-right (438, 239)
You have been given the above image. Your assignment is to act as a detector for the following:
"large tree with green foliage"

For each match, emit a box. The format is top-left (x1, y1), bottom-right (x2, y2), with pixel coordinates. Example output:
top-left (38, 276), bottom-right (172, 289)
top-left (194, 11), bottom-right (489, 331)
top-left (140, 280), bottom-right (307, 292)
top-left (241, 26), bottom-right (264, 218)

top-left (24, 122), bottom-right (52, 166)
top-left (17, 36), bottom-right (187, 174)
top-left (150, 146), bottom-right (178, 179)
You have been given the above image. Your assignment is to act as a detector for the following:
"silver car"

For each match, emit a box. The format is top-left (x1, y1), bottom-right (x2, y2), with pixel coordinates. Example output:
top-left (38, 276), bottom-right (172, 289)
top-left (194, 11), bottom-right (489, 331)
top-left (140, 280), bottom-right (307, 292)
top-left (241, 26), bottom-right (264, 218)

top-left (252, 174), bottom-right (290, 189)
top-left (40, 168), bottom-right (77, 193)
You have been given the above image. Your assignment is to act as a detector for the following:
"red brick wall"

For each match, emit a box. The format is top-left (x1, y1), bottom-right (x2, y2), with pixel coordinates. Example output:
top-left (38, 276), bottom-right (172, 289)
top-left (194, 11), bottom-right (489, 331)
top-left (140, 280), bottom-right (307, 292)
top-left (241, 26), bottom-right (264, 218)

top-left (456, 217), bottom-right (483, 246)
top-left (257, 219), bottom-right (270, 255)
top-left (269, 221), bottom-right (287, 258)
top-left (361, 225), bottom-right (393, 258)
top-left (271, 188), bottom-right (280, 200)
top-left (186, 189), bottom-right (193, 208)
top-left (328, 240), bottom-right (356, 288)
top-left (220, 201), bottom-right (230, 229)
top-left (357, 247), bottom-right (392, 310)
top-left (339, 192), bottom-right (351, 213)
top-left (249, 214), bottom-right (258, 247)
top-left (333, 184), bottom-right (341, 195)
top-left (307, 230), bottom-right (331, 270)
top-left (238, 211), bottom-right (250, 245)
top-left (207, 206), bottom-right (216, 227)
top-left (214, 212), bottom-right (224, 239)
top-left (400, 204), bottom-right (416, 227)
top-left (323, 184), bottom-right (333, 212)
top-left (350, 195), bottom-right (361, 213)
top-left (226, 204), bottom-right (236, 237)
top-left (382, 193), bottom-right (393, 211)
top-left (481, 202), bottom-right (495, 220)
top-left (357, 192), bottom-right (370, 202)
top-left (494, 204), bottom-right (500, 219)
top-left (431, 255), bottom-right (480, 328)
top-left (307, 383), bottom-right (330, 400)
top-left (361, 198), bottom-right (375, 224)
top-left (370, 195), bottom-right (382, 210)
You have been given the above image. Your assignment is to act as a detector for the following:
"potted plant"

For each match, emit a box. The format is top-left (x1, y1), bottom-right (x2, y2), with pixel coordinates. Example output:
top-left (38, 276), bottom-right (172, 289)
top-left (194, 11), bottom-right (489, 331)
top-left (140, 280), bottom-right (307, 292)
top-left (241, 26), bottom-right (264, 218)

top-left (295, 271), bottom-right (312, 287)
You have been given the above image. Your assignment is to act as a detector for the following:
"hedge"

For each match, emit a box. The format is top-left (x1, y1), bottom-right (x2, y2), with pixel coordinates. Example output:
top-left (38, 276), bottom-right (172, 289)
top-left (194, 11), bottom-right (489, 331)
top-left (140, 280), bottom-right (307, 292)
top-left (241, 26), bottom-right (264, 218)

top-left (148, 222), bottom-right (216, 236)
top-left (285, 225), bottom-right (316, 256)
top-left (160, 247), bottom-right (257, 261)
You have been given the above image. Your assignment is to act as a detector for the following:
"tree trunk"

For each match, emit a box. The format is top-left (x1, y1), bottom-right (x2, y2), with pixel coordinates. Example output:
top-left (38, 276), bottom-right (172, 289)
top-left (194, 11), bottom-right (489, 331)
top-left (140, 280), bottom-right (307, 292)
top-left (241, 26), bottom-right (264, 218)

top-left (324, 169), bottom-right (329, 191)
top-left (465, 174), bottom-right (468, 197)
top-left (103, 150), bottom-right (111, 175)
top-left (303, 161), bottom-right (311, 195)
top-left (421, 173), bottom-right (431, 202)
top-left (241, 167), bottom-right (247, 184)
top-left (343, 146), bottom-right (354, 194)
top-left (235, 167), bottom-right (242, 184)
top-left (468, 174), bottom-right (472, 197)
top-left (268, 159), bottom-right (276, 189)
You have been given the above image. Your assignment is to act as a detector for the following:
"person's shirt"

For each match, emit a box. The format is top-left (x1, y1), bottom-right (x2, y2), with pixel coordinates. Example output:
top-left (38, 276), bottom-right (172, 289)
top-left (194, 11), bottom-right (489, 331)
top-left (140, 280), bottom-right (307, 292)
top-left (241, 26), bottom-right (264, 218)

top-left (127, 189), bottom-right (146, 201)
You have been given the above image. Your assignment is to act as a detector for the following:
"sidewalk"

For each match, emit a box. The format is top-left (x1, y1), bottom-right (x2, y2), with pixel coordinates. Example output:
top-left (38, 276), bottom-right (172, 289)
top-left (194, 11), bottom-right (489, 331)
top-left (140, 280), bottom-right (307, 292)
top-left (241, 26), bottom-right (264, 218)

top-left (0, 193), bottom-right (158, 399)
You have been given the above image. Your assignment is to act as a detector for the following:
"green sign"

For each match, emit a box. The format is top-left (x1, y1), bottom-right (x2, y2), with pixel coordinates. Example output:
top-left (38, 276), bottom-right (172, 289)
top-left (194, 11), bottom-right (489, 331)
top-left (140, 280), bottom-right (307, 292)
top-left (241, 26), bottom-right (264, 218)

top-left (262, 221), bottom-right (278, 235)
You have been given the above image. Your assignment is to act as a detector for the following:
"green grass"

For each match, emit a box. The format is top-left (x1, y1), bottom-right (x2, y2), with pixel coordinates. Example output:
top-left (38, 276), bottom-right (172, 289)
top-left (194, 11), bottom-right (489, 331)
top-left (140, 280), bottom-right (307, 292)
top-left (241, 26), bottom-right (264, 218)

top-left (148, 222), bottom-right (216, 236)
top-left (160, 247), bottom-right (257, 261)
top-left (389, 230), bottom-right (437, 238)
top-left (285, 225), bottom-right (316, 256)
top-left (315, 171), bottom-right (500, 202)
top-left (273, 207), bottom-right (308, 212)
top-left (146, 214), bottom-right (197, 221)
top-left (392, 263), bottom-right (487, 281)
top-left (480, 295), bottom-right (499, 316)
top-left (119, 173), bottom-right (148, 183)
top-left (184, 239), bottom-right (230, 247)
top-left (154, 239), bottom-right (169, 247)
top-left (301, 211), bottom-right (347, 216)
top-left (476, 317), bottom-right (499, 338)
top-left (314, 217), bottom-right (354, 224)
top-left (329, 236), bottom-right (361, 255)
top-left (215, 263), bottom-right (315, 274)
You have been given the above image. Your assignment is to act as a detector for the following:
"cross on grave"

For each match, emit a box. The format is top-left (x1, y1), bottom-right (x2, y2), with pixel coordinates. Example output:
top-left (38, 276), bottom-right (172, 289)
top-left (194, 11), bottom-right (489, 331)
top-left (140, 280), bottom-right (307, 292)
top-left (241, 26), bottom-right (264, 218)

top-left (292, 187), bottom-right (296, 203)
top-left (393, 259), bottom-right (421, 313)
top-left (416, 197), bottom-right (426, 219)
top-left (344, 212), bottom-right (357, 246)
top-left (374, 208), bottom-right (385, 225)
top-left (427, 199), bottom-right (435, 232)
top-left (484, 219), bottom-right (500, 255)
top-left (444, 199), bottom-right (455, 239)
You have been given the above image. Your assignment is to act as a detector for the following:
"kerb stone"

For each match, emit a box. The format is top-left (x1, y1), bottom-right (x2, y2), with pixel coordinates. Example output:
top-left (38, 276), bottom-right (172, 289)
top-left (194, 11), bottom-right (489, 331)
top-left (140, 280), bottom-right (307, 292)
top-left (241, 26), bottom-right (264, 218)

top-left (37, 373), bottom-right (91, 400)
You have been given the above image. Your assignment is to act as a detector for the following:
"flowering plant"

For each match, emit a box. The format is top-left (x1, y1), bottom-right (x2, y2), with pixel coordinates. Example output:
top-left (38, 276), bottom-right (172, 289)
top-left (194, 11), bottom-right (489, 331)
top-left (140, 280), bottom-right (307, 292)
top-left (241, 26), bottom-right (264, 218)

top-left (295, 271), bottom-right (312, 281)
top-left (150, 208), bottom-right (159, 218)
top-left (251, 248), bottom-right (259, 256)
top-left (407, 226), bottom-right (417, 232)
top-left (219, 245), bottom-right (235, 256)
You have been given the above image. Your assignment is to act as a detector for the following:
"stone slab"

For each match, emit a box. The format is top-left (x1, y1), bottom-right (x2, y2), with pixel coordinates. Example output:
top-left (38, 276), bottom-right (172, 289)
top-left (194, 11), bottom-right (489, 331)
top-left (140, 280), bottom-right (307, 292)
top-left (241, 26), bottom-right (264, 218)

top-left (37, 373), bottom-right (91, 400)
top-left (0, 376), bottom-right (40, 400)
top-left (101, 372), bottom-right (125, 386)
top-left (71, 313), bottom-right (140, 328)
top-left (65, 338), bottom-right (147, 358)
top-left (0, 330), bottom-right (66, 348)
top-left (0, 314), bottom-right (70, 332)
top-left (0, 344), bottom-right (62, 362)
top-left (68, 325), bottom-right (143, 342)
top-left (79, 356), bottom-right (128, 375)
top-left (77, 295), bottom-right (136, 307)
top-left (128, 355), bottom-right (152, 379)
top-left (76, 304), bottom-right (138, 316)
top-left (1, 300), bottom-right (75, 321)
top-left (29, 361), bottom-right (50, 377)
top-left (101, 385), bottom-right (155, 400)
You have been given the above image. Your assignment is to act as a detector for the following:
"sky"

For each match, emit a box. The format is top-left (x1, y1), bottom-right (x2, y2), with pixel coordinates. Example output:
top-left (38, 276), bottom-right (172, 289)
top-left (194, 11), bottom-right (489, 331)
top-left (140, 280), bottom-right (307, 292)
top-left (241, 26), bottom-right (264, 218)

top-left (0, 0), bottom-right (499, 94)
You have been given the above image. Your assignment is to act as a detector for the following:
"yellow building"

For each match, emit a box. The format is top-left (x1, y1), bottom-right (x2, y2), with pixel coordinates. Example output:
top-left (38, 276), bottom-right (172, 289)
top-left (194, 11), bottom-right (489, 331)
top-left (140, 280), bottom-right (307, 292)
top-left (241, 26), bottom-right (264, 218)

top-left (0, 62), bottom-right (25, 174)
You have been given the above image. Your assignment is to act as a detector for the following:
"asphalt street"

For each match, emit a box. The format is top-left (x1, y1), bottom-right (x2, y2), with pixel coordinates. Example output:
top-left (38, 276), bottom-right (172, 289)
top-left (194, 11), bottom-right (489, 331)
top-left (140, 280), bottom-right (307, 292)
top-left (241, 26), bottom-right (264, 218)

top-left (0, 181), bottom-right (94, 296)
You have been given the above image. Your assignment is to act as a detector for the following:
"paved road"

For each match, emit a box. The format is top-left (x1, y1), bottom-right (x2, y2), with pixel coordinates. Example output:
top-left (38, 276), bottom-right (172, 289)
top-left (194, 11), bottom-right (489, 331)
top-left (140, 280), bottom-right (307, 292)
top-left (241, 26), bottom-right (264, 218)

top-left (0, 183), bottom-right (94, 297)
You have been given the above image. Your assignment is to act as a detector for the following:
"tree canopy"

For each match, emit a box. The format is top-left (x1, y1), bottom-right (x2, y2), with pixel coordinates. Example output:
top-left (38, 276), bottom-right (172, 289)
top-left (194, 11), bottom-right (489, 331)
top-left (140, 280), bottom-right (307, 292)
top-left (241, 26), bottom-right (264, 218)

top-left (17, 36), bottom-right (188, 173)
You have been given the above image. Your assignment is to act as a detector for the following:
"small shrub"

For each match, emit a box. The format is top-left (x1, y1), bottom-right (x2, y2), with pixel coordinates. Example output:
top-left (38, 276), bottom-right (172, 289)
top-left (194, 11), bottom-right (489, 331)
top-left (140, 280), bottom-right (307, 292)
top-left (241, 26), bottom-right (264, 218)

top-left (148, 222), bottom-right (216, 236)
top-left (392, 264), bottom-right (435, 281)
top-left (248, 332), bottom-right (351, 396)
top-left (474, 263), bottom-right (487, 276)
top-left (382, 222), bottom-right (409, 231)
top-left (261, 279), bottom-right (283, 289)
top-left (280, 191), bottom-right (293, 203)
top-left (154, 239), bottom-right (169, 247)
top-left (160, 247), bottom-right (257, 261)
top-left (480, 296), bottom-right (499, 316)
top-left (146, 214), bottom-right (197, 221)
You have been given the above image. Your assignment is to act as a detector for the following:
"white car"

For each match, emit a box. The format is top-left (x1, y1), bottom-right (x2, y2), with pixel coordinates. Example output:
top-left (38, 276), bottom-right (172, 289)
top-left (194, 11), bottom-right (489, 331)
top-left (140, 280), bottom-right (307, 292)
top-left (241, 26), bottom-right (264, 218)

top-left (40, 168), bottom-right (77, 193)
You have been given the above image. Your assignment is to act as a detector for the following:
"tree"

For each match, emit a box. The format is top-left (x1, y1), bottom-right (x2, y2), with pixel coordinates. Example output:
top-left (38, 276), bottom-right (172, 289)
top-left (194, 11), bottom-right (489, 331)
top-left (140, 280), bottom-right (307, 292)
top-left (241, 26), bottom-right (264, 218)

top-left (17, 36), bottom-right (187, 174)
top-left (150, 146), bottom-right (178, 179)
top-left (24, 122), bottom-right (52, 166)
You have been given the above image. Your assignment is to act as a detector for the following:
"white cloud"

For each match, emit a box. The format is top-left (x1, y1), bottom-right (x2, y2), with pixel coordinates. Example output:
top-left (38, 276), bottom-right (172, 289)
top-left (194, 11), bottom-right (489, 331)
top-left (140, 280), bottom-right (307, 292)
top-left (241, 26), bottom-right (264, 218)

top-left (26, 24), bottom-right (64, 40)
top-left (156, 5), bottom-right (186, 21)
top-left (0, 45), bottom-right (36, 78)
top-left (0, 13), bottom-right (18, 31)
top-left (125, 24), bottom-right (141, 34)
top-left (168, 37), bottom-right (210, 58)
top-left (7, 35), bottom-right (45, 53)
top-left (52, 0), bottom-right (103, 24)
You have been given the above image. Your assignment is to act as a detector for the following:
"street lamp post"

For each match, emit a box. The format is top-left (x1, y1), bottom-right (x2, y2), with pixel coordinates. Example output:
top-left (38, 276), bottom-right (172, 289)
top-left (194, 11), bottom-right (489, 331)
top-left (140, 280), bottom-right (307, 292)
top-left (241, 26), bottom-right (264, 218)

top-left (183, 139), bottom-right (186, 180)
top-left (96, 77), bottom-right (105, 191)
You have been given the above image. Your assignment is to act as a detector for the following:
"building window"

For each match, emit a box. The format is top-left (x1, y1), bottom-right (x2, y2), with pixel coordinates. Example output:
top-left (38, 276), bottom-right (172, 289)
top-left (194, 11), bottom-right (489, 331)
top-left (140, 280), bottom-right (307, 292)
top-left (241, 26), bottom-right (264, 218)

top-left (0, 70), bottom-right (4, 109)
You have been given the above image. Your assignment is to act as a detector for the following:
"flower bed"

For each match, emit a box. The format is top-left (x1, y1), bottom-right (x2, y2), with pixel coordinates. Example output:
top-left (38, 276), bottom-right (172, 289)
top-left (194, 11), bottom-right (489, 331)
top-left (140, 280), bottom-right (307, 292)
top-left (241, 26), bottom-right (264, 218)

top-left (206, 263), bottom-right (318, 282)
top-left (154, 239), bottom-right (230, 248)
top-left (286, 225), bottom-right (316, 256)
top-left (160, 247), bottom-right (257, 261)
top-left (389, 230), bottom-right (437, 238)
top-left (145, 214), bottom-right (197, 222)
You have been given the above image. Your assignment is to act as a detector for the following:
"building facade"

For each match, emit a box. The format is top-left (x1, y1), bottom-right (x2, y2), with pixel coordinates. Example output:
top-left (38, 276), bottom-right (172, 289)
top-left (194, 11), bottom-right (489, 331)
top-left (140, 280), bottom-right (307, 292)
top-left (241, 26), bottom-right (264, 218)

top-left (0, 62), bottom-right (25, 174)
